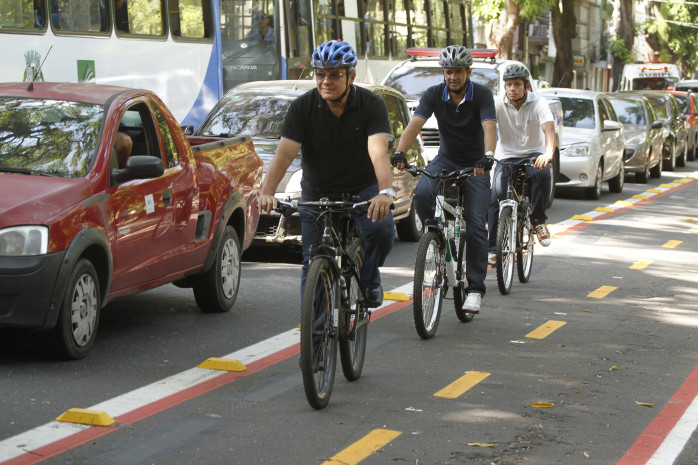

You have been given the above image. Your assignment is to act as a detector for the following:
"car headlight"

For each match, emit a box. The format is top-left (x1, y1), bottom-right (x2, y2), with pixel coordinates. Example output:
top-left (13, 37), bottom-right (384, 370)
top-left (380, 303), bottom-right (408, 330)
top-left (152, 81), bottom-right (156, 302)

top-left (562, 143), bottom-right (590, 157)
top-left (0, 226), bottom-right (48, 256)
top-left (275, 170), bottom-right (303, 200)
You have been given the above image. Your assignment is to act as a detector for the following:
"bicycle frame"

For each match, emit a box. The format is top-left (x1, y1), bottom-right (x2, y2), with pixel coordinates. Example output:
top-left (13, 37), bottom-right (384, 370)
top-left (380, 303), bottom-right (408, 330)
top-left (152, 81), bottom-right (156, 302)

top-left (432, 193), bottom-right (463, 288)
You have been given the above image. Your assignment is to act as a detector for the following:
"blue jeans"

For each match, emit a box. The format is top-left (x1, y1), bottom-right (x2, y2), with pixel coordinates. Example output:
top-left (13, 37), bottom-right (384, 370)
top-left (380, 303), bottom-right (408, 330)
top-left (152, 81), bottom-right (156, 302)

top-left (413, 155), bottom-right (490, 297)
top-left (300, 183), bottom-right (395, 295)
top-left (488, 156), bottom-right (551, 253)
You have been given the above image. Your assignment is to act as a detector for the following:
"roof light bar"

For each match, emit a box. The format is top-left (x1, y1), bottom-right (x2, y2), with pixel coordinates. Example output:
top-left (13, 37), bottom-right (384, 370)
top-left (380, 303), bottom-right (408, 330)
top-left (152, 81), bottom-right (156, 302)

top-left (405, 48), bottom-right (498, 58)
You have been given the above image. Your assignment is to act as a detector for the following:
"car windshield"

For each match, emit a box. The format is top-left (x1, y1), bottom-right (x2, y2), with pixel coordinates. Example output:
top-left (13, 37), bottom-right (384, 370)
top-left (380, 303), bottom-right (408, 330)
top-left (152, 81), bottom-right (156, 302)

top-left (557, 97), bottom-right (596, 129)
top-left (648, 98), bottom-right (669, 119)
top-left (198, 94), bottom-right (296, 138)
top-left (384, 66), bottom-right (499, 100)
top-left (609, 99), bottom-right (646, 125)
top-left (673, 95), bottom-right (690, 113)
top-left (0, 98), bottom-right (103, 178)
top-left (632, 77), bottom-right (678, 90)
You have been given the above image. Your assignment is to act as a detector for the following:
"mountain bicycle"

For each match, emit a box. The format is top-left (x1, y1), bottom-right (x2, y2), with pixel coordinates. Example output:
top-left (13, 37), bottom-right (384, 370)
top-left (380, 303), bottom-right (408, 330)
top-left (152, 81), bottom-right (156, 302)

top-left (404, 165), bottom-right (477, 339)
top-left (493, 157), bottom-right (536, 295)
top-left (276, 197), bottom-right (382, 409)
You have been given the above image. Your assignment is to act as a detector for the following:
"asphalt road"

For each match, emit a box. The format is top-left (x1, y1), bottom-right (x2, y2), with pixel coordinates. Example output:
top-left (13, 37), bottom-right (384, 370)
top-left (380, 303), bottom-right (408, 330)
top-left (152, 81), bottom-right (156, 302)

top-left (1, 166), bottom-right (697, 465)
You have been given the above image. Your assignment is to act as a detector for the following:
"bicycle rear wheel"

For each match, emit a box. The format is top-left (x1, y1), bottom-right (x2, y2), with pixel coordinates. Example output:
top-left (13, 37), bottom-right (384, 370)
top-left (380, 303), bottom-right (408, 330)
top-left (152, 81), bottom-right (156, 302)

top-left (413, 231), bottom-right (444, 339)
top-left (496, 206), bottom-right (515, 295)
top-left (517, 204), bottom-right (534, 283)
top-left (339, 242), bottom-right (367, 381)
top-left (453, 232), bottom-right (474, 322)
top-left (300, 257), bottom-right (338, 409)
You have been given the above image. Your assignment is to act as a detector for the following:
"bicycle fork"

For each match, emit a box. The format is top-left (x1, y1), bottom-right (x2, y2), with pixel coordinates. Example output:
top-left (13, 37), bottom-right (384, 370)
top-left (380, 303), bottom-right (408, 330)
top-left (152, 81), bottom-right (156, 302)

top-left (498, 198), bottom-right (518, 255)
top-left (434, 195), bottom-right (461, 290)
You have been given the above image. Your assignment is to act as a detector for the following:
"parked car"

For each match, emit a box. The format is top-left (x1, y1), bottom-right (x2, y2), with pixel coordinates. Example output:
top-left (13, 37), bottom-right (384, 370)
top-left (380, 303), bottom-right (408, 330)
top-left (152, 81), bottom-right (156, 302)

top-left (632, 91), bottom-right (688, 170)
top-left (675, 79), bottom-right (698, 92)
top-left (382, 48), bottom-right (562, 206)
top-left (538, 88), bottom-right (625, 200)
top-left (196, 80), bottom-right (426, 243)
top-left (666, 90), bottom-right (698, 161)
top-left (0, 83), bottom-right (263, 359)
top-left (606, 93), bottom-right (664, 183)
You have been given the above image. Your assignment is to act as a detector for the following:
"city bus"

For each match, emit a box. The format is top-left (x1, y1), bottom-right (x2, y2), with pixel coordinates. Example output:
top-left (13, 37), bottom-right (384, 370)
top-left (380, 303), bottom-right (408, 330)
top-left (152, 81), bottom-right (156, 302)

top-left (0, 0), bottom-right (472, 126)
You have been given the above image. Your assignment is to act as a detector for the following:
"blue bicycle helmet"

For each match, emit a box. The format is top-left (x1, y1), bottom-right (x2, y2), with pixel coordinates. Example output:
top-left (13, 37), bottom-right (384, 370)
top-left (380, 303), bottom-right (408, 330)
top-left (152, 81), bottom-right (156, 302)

top-left (311, 40), bottom-right (358, 69)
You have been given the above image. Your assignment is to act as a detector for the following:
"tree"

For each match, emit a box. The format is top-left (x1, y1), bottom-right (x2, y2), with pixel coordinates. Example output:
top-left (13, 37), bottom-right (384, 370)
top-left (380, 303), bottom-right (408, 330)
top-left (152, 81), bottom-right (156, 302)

top-left (642, 0), bottom-right (698, 78)
top-left (472, 0), bottom-right (552, 59)
top-left (610, 0), bottom-right (634, 91)
top-left (550, 0), bottom-right (576, 88)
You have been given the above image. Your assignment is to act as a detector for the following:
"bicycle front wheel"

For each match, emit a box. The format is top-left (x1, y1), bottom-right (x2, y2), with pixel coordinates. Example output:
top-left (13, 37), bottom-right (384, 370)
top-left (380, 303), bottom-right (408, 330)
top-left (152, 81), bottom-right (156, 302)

top-left (517, 205), bottom-right (534, 283)
top-left (300, 257), bottom-right (338, 409)
top-left (413, 231), bottom-right (444, 339)
top-left (496, 206), bottom-right (515, 295)
top-left (339, 241), bottom-right (367, 381)
top-left (453, 232), bottom-right (474, 323)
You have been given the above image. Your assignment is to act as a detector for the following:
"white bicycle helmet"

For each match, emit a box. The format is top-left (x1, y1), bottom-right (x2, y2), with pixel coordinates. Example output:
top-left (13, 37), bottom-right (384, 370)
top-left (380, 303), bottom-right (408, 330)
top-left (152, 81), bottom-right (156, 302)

top-left (438, 45), bottom-right (473, 68)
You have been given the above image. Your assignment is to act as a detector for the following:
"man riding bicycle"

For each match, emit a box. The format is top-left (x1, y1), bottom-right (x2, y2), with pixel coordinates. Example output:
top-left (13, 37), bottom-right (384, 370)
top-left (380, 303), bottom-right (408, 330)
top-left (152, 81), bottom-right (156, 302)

top-left (258, 40), bottom-right (394, 308)
top-left (391, 45), bottom-right (497, 313)
top-left (488, 65), bottom-right (555, 266)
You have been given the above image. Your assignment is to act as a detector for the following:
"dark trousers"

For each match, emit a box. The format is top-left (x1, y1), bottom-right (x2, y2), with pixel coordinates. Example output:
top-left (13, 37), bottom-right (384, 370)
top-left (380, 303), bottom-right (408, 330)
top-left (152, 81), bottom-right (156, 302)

top-left (488, 156), bottom-right (551, 253)
top-left (300, 183), bottom-right (395, 295)
top-left (413, 155), bottom-right (490, 297)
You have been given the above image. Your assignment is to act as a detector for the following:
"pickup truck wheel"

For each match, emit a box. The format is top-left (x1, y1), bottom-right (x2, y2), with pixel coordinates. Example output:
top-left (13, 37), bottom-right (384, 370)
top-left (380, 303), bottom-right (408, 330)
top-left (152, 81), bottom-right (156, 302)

top-left (395, 199), bottom-right (422, 242)
top-left (50, 259), bottom-right (101, 360)
top-left (194, 225), bottom-right (241, 313)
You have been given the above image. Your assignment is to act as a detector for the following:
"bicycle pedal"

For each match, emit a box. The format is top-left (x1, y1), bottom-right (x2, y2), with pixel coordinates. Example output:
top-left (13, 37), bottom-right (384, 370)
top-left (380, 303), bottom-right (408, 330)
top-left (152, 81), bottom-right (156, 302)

top-left (462, 309), bottom-right (479, 314)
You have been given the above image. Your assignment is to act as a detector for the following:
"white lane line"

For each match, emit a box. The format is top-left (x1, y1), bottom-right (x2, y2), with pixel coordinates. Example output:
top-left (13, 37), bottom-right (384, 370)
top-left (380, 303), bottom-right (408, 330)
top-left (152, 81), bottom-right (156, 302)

top-left (646, 394), bottom-right (698, 465)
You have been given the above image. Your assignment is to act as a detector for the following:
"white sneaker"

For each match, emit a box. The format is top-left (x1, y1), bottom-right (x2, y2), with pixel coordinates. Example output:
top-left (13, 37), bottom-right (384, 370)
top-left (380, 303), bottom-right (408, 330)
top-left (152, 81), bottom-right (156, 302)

top-left (462, 293), bottom-right (482, 313)
top-left (488, 253), bottom-right (496, 266)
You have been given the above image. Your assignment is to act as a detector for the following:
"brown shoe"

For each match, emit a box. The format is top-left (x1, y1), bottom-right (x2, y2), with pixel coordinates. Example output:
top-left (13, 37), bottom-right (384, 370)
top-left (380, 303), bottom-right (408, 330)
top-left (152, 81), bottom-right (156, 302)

top-left (534, 224), bottom-right (551, 247)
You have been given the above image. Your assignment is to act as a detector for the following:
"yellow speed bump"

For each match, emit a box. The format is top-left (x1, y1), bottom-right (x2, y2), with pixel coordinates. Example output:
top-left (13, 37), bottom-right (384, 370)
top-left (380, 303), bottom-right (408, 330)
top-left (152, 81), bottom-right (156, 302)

top-left (571, 215), bottom-right (593, 221)
top-left (673, 179), bottom-right (688, 184)
top-left (595, 207), bottom-right (614, 213)
top-left (646, 189), bottom-right (662, 193)
top-left (659, 184), bottom-right (676, 188)
top-left (632, 195), bottom-right (649, 200)
top-left (198, 357), bottom-right (247, 372)
top-left (56, 408), bottom-right (115, 426)
top-left (614, 200), bottom-right (633, 207)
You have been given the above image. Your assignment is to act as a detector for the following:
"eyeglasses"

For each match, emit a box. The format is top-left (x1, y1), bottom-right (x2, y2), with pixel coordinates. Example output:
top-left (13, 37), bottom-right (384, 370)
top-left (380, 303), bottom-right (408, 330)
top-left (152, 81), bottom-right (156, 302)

top-left (315, 72), bottom-right (345, 81)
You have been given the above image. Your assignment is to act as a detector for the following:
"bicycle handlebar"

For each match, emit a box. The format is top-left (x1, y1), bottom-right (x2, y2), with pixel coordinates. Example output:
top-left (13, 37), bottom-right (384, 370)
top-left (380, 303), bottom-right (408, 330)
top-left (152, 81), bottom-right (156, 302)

top-left (494, 156), bottom-right (536, 167)
top-left (275, 198), bottom-right (394, 216)
top-left (404, 164), bottom-right (477, 181)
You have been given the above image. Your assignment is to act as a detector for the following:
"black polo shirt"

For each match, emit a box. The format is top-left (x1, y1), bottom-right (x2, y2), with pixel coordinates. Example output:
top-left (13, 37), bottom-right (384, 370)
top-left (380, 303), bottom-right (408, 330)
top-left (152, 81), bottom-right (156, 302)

top-left (281, 85), bottom-right (390, 199)
top-left (414, 81), bottom-right (496, 166)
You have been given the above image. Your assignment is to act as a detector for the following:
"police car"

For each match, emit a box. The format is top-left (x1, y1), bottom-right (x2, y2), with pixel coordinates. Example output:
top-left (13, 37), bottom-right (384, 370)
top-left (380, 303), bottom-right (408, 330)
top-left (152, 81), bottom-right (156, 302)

top-left (382, 48), bottom-right (561, 206)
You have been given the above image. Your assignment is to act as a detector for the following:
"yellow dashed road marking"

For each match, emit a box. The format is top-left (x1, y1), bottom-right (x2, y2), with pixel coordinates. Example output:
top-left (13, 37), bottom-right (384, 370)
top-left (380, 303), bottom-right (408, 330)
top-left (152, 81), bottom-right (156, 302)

top-left (434, 371), bottom-right (491, 399)
top-left (662, 240), bottom-right (682, 248)
top-left (525, 320), bottom-right (567, 339)
top-left (322, 429), bottom-right (402, 465)
top-left (630, 260), bottom-right (653, 270)
top-left (588, 286), bottom-right (617, 298)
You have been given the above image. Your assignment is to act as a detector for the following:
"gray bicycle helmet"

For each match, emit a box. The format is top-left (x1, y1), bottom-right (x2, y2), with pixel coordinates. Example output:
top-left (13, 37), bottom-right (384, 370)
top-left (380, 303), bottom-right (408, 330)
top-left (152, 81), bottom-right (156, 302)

top-left (503, 64), bottom-right (530, 82)
top-left (438, 45), bottom-right (473, 68)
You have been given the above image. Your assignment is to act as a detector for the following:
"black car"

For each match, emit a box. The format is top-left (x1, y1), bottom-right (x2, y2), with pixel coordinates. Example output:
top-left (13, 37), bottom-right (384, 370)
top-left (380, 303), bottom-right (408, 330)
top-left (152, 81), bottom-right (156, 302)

top-left (196, 80), bottom-right (426, 244)
top-left (630, 91), bottom-right (688, 170)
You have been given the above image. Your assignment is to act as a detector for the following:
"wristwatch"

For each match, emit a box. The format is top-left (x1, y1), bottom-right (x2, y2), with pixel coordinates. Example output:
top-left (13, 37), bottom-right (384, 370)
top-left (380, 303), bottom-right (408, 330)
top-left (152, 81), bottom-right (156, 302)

top-left (379, 188), bottom-right (396, 199)
top-left (485, 151), bottom-right (494, 157)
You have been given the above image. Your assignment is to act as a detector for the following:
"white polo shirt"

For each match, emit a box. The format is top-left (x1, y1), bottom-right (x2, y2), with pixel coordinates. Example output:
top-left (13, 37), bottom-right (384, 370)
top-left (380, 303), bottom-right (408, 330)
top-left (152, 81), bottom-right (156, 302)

top-left (494, 91), bottom-right (553, 159)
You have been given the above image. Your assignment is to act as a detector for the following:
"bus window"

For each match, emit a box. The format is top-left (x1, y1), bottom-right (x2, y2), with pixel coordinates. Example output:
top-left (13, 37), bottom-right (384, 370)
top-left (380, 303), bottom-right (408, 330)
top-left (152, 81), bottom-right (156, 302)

top-left (219, 0), bottom-right (281, 92)
top-left (388, 0), bottom-right (408, 57)
top-left (356, 0), bottom-right (385, 57)
top-left (408, 0), bottom-right (427, 47)
top-left (114, 0), bottom-right (166, 36)
top-left (284, 0), bottom-right (313, 78)
top-left (0, 0), bottom-right (47, 29)
top-left (170, 0), bottom-right (211, 39)
top-left (429, 0), bottom-right (446, 47)
top-left (314, 0), bottom-right (341, 43)
top-left (49, 0), bottom-right (107, 33)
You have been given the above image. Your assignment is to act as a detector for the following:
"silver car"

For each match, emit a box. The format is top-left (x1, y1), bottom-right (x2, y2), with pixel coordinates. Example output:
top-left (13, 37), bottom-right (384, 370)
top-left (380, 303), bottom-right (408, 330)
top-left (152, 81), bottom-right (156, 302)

top-left (606, 93), bottom-right (664, 183)
top-left (195, 80), bottom-right (426, 245)
top-left (539, 88), bottom-right (625, 200)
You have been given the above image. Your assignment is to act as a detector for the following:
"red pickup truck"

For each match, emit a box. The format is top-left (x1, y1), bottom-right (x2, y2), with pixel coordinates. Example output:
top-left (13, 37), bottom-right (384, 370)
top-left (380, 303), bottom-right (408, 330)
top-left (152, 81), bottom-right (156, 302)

top-left (0, 82), bottom-right (263, 359)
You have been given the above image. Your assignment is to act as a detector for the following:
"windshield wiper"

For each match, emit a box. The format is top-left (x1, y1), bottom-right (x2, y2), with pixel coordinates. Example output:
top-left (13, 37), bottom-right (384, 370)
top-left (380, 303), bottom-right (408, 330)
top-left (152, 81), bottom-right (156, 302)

top-left (0, 167), bottom-right (62, 177)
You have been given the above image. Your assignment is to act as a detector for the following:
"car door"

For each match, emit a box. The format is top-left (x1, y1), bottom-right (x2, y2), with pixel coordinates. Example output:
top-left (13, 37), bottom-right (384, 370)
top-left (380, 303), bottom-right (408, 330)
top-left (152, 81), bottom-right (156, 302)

top-left (598, 97), bottom-right (622, 180)
top-left (108, 100), bottom-right (196, 292)
top-left (668, 95), bottom-right (687, 156)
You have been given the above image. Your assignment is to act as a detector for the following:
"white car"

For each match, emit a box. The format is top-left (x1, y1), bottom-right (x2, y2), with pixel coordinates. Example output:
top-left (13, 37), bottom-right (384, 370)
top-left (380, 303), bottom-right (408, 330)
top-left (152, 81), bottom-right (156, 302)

top-left (538, 88), bottom-right (625, 200)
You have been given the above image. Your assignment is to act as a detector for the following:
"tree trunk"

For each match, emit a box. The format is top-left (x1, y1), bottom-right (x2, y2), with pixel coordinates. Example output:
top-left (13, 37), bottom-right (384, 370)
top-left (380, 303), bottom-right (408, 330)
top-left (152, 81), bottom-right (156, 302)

top-left (550, 0), bottom-right (576, 88)
top-left (610, 0), bottom-right (634, 91)
top-left (486, 0), bottom-right (523, 59)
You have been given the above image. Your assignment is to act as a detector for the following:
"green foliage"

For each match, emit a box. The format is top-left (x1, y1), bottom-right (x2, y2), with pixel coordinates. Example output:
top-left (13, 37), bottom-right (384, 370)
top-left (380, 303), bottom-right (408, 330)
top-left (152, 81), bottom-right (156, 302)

top-left (610, 39), bottom-right (633, 65)
top-left (472, 0), bottom-right (554, 21)
top-left (644, 0), bottom-right (698, 74)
